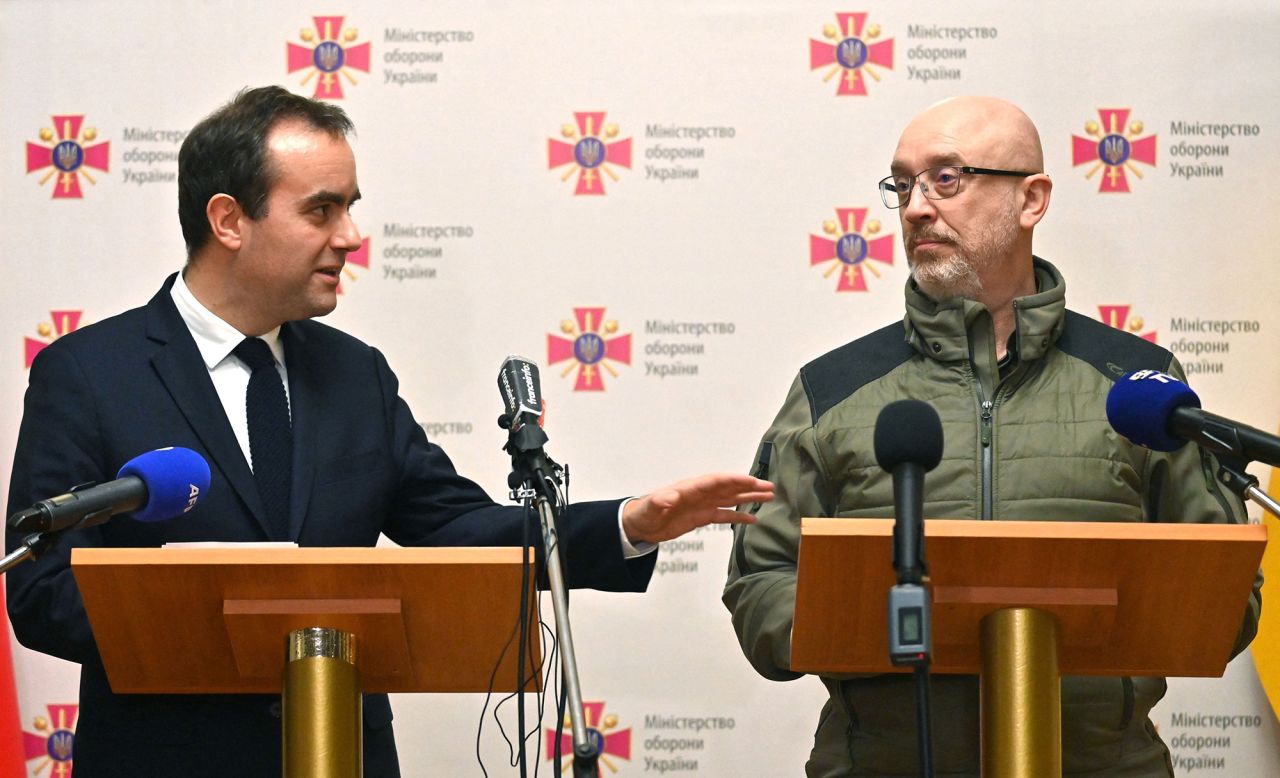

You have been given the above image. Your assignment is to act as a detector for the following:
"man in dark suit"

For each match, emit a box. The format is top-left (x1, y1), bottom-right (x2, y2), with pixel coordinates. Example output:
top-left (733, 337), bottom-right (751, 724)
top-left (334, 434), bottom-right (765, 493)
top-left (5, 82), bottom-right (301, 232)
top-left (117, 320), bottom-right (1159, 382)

top-left (5, 86), bottom-right (772, 777)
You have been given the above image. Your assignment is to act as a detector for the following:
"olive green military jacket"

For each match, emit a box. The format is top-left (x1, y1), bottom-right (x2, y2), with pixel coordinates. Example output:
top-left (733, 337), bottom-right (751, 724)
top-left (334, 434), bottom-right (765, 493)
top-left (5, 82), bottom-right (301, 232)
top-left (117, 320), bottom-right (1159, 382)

top-left (724, 258), bottom-right (1261, 777)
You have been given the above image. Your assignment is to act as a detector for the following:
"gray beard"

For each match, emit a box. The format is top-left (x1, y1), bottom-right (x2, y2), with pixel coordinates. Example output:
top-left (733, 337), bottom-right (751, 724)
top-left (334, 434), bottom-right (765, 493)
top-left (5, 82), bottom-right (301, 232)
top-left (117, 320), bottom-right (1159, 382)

top-left (907, 211), bottom-right (1020, 303)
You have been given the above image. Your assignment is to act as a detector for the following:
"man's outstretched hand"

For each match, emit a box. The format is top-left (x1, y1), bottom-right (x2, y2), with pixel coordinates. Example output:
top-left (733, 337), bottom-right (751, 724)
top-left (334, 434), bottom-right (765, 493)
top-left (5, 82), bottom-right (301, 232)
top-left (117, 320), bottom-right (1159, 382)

top-left (621, 473), bottom-right (774, 545)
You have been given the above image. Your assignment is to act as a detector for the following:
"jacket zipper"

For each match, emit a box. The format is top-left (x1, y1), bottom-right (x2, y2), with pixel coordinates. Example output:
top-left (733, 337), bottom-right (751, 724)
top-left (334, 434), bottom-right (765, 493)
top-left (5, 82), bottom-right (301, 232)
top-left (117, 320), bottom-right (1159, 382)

top-left (980, 398), bottom-right (994, 519)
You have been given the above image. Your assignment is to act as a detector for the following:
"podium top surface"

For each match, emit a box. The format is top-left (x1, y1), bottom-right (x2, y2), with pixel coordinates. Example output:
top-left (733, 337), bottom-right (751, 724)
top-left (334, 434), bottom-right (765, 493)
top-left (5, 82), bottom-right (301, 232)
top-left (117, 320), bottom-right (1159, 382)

top-left (792, 519), bottom-right (1266, 677)
top-left (72, 546), bottom-right (539, 695)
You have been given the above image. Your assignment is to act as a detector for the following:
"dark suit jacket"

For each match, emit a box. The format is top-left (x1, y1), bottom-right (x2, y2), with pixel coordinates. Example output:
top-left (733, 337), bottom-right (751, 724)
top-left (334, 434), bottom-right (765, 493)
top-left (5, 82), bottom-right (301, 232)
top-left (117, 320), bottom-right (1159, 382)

top-left (6, 275), bottom-right (655, 777)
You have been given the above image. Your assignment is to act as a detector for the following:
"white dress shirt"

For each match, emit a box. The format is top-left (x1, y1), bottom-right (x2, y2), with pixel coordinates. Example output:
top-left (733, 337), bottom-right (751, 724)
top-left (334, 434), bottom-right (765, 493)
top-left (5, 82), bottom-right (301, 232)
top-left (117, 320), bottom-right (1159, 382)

top-left (170, 272), bottom-right (286, 471)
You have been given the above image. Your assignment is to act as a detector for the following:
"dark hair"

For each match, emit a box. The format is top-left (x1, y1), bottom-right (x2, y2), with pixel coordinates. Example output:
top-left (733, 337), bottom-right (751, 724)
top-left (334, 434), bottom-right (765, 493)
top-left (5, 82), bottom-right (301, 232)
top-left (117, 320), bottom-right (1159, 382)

top-left (177, 86), bottom-right (354, 257)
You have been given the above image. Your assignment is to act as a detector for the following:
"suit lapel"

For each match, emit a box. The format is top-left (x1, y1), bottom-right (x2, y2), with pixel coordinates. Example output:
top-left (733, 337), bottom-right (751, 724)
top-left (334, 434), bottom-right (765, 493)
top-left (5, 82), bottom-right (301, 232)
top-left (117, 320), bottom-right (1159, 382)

top-left (281, 323), bottom-right (317, 541)
top-left (145, 276), bottom-right (272, 538)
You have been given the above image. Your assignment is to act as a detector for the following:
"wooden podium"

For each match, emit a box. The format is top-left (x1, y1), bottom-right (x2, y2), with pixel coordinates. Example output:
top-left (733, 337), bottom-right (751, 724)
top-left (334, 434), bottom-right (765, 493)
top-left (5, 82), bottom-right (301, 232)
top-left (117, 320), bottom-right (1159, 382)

top-left (791, 519), bottom-right (1266, 777)
top-left (71, 546), bottom-right (540, 777)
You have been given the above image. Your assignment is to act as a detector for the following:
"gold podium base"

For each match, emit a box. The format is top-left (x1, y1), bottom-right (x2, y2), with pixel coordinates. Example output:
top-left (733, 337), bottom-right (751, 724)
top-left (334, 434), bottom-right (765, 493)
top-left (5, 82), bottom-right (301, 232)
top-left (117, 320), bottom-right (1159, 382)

top-left (980, 607), bottom-right (1061, 778)
top-left (283, 627), bottom-right (362, 778)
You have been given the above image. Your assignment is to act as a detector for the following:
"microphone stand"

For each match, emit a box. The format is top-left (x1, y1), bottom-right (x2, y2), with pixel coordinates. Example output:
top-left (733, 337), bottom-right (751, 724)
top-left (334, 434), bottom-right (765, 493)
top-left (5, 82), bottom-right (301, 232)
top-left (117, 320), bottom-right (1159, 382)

top-left (1213, 458), bottom-right (1280, 520)
top-left (2, 506), bottom-right (114, 576)
top-left (503, 419), bottom-right (599, 778)
top-left (886, 465), bottom-right (935, 778)
top-left (0, 532), bottom-right (58, 576)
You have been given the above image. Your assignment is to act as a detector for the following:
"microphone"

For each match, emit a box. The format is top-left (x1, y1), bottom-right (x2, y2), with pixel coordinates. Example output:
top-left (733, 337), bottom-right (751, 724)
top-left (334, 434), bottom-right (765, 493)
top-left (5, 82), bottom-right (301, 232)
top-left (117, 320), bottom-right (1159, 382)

top-left (874, 400), bottom-right (943, 769)
top-left (497, 355), bottom-right (544, 433)
top-left (1106, 370), bottom-right (1280, 466)
top-left (874, 400), bottom-right (944, 585)
top-left (7, 447), bottom-right (211, 534)
top-left (496, 356), bottom-right (559, 496)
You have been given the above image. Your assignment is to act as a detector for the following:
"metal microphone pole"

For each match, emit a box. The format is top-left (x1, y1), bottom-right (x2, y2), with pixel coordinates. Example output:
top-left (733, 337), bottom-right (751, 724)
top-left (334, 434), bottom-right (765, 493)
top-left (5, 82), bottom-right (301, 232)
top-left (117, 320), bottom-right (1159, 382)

top-left (504, 421), bottom-right (599, 778)
top-left (1213, 459), bottom-right (1280, 520)
top-left (0, 533), bottom-right (56, 576)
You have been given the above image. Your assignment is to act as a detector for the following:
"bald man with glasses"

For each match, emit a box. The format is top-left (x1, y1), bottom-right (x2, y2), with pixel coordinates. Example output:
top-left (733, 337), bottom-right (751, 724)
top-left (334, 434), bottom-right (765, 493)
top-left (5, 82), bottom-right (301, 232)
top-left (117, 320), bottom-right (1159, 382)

top-left (723, 96), bottom-right (1260, 777)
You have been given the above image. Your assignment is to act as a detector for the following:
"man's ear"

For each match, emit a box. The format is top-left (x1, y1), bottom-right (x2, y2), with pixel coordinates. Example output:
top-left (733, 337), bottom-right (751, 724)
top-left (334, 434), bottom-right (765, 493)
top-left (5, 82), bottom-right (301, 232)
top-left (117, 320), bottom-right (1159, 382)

top-left (206, 193), bottom-right (244, 251)
top-left (1019, 174), bottom-right (1053, 230)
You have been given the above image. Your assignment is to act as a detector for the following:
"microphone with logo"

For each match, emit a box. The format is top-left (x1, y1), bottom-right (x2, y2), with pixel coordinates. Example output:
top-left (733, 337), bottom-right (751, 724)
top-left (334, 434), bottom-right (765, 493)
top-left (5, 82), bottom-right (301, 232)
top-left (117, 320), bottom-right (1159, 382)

top-left (3, 446), bottom-right (212, 574)
top-left (496, 355), bottom-right (559, 498)
top-left (874, 399), bottom-right (943, 778)
top-left (1106, 369), bottom-right (1280, 517)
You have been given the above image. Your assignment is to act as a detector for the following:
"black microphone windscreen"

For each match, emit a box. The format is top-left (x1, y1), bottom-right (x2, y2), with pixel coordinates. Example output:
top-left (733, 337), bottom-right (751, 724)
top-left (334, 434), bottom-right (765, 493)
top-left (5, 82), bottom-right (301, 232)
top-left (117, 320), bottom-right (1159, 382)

top-left (874, 400), bottom-right (944, 472)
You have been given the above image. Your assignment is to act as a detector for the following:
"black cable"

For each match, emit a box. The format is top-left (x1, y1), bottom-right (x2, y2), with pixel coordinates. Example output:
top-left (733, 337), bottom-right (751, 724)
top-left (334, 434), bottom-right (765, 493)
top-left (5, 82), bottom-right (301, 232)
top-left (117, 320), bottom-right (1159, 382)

top-left (516, 496), bottom-right (534, 777)
top-left (475, 495), bottom-right (539, 776)
top-left (475, 575), bottom-right (527, 778)
top-left (532, 616), bottom-right (557, 778)
top-left (914, 664), bottom-right (935, 778)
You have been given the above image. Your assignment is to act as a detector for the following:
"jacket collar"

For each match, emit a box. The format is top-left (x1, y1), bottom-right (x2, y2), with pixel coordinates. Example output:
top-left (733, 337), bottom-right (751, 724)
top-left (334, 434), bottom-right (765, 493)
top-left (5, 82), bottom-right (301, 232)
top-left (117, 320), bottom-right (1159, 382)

top-left (145, 273), bottom-right (273, 538)
top-left (902, 256), bottom-right (1066, 363)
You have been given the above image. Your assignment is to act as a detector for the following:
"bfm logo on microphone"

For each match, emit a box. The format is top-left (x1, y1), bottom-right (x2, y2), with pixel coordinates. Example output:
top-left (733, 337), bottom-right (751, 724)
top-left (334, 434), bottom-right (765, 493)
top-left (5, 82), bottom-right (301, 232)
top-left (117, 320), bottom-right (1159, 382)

top-left (1126, 369), bottom-right (1176, 384)
top-left (286, 16), bottom-right (371, 100)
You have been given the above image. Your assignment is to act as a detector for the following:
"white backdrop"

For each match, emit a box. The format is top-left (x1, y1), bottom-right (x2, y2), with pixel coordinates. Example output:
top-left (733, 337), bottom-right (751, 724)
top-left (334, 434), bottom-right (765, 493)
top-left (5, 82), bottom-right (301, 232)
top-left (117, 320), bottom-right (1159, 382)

top-left (4, 1), bottom-right (1280, 774)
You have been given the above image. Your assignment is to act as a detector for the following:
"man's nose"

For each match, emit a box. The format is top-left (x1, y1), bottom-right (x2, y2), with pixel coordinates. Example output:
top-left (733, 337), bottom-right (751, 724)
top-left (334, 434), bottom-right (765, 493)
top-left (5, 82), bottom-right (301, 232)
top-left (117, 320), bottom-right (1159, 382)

top-left (902, 182), bottom-right (937, 223)
top-left (332, 212), bottom-right (362, 250)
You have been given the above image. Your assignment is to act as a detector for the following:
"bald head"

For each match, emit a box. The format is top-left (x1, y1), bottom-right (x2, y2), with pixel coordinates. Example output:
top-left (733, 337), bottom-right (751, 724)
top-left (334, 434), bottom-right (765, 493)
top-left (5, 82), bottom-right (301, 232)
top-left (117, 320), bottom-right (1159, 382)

top-left (893, 96), bottom-right (1043, 174)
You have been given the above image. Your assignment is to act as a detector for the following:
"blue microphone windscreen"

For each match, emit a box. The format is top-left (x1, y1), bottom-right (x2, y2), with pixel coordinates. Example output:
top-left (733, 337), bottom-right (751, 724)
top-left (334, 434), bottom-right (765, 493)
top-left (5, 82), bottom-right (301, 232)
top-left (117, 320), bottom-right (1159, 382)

top-left (116, 447), bottom-right (211, 522)
top-left (1105, 371), bottom-right (1201, 452)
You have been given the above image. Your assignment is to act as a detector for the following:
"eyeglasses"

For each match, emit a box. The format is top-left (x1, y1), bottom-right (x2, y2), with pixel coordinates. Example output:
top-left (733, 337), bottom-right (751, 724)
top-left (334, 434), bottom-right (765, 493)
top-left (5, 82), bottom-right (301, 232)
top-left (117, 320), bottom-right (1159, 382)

top-left (878, 166), bottom-right (1037, 209)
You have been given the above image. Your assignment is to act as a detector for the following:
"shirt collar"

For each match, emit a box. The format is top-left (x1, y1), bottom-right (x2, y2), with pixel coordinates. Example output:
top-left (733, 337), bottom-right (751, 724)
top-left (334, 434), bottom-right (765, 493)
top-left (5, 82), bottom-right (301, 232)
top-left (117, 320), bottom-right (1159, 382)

top-left (170, 271), bottom-right (284, 369)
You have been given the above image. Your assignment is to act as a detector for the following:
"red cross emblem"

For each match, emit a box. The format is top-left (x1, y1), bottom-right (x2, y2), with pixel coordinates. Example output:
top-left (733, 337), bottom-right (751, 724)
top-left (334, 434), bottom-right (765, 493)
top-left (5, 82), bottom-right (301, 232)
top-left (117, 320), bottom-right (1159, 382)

top-left (544, 701), bottom-right (632, 774)
top-left (547, 308), bottom-right (632, 391)
top-left (547, 113), bottom-right (633, 196)
top-left (809, 13), bottom-right (894, 96)
top-left (26, 116), bottom-right (110, 199)
top-left (23, 703), bottom-right (78, 777)
top-left (1072, 109), bottom-right (1158, 193)
top-left (810, 207), bottom-right (895, 292)
top-left (287, 16), bottom-right (372, 100)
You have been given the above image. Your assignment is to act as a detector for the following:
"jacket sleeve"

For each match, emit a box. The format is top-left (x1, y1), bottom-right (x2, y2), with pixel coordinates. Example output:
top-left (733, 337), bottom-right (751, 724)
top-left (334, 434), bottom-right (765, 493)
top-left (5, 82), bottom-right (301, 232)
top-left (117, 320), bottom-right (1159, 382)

top-left (5, 343), bottom-right (111, 664)
top-left (723, 374), bottom-right (833, 681)
top-left (1144, 358), bottom-right (1261, 659)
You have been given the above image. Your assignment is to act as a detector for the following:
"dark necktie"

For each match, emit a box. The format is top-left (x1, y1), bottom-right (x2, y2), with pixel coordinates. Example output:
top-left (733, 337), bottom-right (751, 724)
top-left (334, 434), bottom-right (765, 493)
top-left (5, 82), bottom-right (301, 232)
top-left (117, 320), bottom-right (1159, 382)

top-left (233, 337), bottom-right (292, 540)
